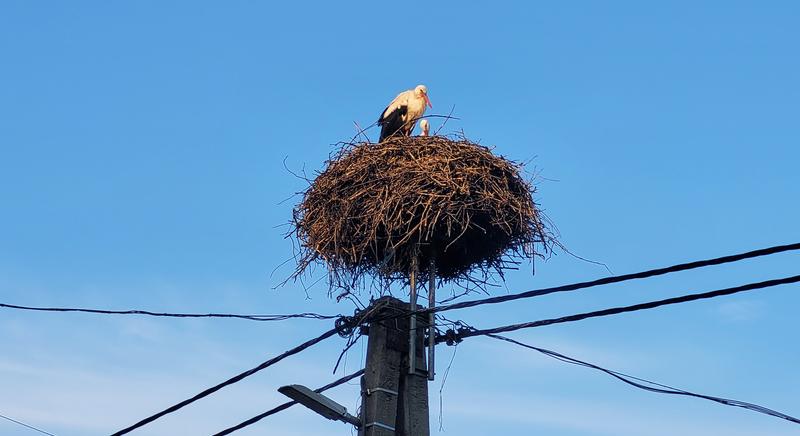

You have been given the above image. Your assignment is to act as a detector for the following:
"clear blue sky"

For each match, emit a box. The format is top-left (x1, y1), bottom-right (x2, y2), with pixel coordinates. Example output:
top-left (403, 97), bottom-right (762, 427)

top-left (1, 1), bottom-right (798, 435)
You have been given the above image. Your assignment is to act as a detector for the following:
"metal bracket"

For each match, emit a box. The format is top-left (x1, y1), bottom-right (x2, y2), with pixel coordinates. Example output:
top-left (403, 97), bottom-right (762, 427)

top-left (409, 256), bottom-right (418, 375)
top-left (428, 254), bottom-right (436, 381)
top-left (363, 421), bottom-right (396, 431)
top-left (365, 387), bottom-right (398, 396)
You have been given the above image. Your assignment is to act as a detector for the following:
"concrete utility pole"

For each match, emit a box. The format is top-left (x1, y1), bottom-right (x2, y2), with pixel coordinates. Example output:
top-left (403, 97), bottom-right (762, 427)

top-left (359, 297), bottom-right (430, 436)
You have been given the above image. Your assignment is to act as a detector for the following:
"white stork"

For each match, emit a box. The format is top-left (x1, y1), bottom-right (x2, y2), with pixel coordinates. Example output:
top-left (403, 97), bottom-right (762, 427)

top-left (378, 84), bottom-right (432, 142)
top-left (419, 119), bottom-right (430, 136)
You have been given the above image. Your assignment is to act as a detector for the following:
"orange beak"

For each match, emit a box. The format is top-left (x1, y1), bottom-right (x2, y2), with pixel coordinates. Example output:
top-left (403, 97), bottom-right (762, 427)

top-left (423, 94), bottom-right (432, 109)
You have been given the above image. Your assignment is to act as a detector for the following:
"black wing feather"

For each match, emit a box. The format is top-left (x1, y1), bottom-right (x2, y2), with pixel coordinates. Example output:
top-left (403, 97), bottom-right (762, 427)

top-left (378, 105), bottom-right (408, 142)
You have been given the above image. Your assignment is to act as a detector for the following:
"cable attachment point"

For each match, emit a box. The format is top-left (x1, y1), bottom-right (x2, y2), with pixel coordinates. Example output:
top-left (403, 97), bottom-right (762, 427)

top-left (335, 315), bottom-right (358, 338)
top-left (440, 327), bottom-right (471, 346)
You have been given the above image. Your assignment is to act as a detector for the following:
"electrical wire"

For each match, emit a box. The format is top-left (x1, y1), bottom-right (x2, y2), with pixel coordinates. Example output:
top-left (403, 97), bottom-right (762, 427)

top-left (111, 327), bottom-right (341, 435)
top-left (487, 333), bottom-right (800, 425)
top-left (433, 242), bottom-right (800, 315)
top-left (212, 369), bottom-right (365, 435)
top-left (437, 274), bottom-right (800, 343)
top-left (0, 412), bottom-right (57, 436)
top-left (213, 270), bottom-right (798, 434)
top-left (0, 303), bottom-right (338, 322)
top-left (378, 242), bottom-right (800, 324)
top-left (40, 242), bottom-right (800, 434)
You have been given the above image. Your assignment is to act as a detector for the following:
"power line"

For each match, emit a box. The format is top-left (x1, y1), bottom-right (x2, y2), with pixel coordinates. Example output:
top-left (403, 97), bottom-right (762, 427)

top-left (0, 412), bottom-right (56, 436)
top-left (0, 303), bottom-right (338, 322)
top-left (111, 327), bottom-right (342, 435)
top-left (487, 333), bottom-right (800, 425)
top-left (212, 369), bottom-right (365, 435)
top-left (57, 243), bottom-right (800, 434)
top-left (396, 242), bottom-right (800, 321)
top-left (437, 274), bottom-right (800, 343)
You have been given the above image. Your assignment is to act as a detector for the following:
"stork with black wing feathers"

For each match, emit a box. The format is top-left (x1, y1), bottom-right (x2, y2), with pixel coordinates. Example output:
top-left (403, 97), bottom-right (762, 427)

top-left (377, 84), bottom-right (432, 142)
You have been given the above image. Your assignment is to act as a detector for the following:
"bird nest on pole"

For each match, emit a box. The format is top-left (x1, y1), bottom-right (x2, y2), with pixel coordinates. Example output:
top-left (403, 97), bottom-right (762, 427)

top-left (291, 135), bottom-right (555, 295)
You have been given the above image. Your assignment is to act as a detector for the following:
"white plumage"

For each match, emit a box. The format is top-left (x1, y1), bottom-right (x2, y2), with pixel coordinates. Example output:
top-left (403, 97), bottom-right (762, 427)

top-left (378, 85), bottom-right (432, 141)
top-left (419, 119), bottom-right (430, 136)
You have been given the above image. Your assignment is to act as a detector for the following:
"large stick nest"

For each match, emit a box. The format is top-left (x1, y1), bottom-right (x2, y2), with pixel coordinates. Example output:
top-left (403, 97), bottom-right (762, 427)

top-left (292, 135), bottom-right (554, 293)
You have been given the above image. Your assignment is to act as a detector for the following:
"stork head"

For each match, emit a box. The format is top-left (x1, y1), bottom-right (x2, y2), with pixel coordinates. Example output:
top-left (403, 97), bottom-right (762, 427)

top-left (419, 119), bottom-right (430, 136)
top-left (415, 84), bottom-right (432, 109)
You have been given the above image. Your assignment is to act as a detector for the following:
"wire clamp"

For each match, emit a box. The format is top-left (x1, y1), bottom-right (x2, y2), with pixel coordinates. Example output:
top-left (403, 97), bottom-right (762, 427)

top-left (441, 327), bottom-right (469, 346)
top-left (335, 314), bottom-right (358, 337)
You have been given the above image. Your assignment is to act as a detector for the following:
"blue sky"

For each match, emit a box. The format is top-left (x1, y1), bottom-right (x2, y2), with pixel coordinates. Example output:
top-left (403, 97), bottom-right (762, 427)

top-left (1, 1), bottom-right (799, 435)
